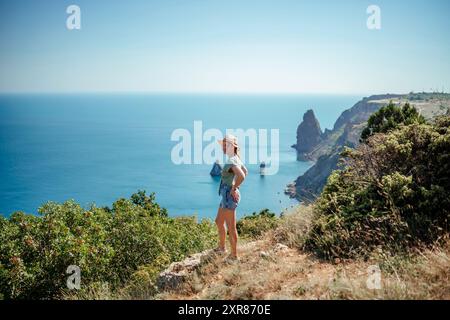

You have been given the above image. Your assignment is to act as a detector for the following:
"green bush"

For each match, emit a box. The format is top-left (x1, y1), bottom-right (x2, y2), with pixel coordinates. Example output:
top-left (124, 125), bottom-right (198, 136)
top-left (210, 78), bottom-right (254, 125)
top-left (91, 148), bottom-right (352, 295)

top-left (237, 209), bottom-right (278, 239)
top-left (306, 116), bottom-right (450, 259)
top-left (0, 191), bottom-right (216, 299)
top-left (361, 102), bottom-right (425, 141)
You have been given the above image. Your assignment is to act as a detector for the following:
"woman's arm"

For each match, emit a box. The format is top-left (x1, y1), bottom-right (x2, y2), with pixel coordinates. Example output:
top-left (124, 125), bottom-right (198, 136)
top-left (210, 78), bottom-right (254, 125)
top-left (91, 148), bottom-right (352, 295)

top-left (230, 165), bottom-right (245, 201)
top-left (241, 165), bottom-right (248, 177)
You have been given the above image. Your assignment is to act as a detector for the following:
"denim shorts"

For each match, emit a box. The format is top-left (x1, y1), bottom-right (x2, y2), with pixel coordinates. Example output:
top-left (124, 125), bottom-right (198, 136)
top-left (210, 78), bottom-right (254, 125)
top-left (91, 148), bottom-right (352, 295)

top-left (219, 182), bottom-right (240, 210)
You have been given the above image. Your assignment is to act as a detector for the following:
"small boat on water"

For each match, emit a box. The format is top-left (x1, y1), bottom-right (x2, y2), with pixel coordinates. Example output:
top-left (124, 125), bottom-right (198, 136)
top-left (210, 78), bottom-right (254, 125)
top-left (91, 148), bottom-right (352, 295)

top-left (259, 161), bottom-right (266, 176)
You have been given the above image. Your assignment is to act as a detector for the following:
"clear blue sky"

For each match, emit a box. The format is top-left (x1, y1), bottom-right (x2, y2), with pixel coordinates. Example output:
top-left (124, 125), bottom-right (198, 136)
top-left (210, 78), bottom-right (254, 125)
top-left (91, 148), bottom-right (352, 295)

top-left (0, 0), bottom-right (449, 94)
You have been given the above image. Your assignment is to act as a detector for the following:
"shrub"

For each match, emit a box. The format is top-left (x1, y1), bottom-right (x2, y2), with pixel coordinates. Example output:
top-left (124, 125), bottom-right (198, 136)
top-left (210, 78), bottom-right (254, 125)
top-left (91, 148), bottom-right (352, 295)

top-left (0, 191), bottom-right (216, 299)
top-left (237, 209), bottom-right (278, 239)
top-left (361, 102), bottom-right (425, 141)
top-left (306, 117), bottom-right (450, 259)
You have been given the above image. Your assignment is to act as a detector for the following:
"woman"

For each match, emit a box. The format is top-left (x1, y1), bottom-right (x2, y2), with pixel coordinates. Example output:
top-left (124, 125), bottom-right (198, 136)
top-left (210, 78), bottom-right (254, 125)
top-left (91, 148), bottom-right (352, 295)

top-left (215, 134), bottom-right (248, 261)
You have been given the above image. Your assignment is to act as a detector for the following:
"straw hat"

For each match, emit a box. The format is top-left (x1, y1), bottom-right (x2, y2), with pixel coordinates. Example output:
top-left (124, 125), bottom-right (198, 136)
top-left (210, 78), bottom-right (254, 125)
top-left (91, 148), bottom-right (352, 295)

top-left (218, 134), bottom-right (239, 148)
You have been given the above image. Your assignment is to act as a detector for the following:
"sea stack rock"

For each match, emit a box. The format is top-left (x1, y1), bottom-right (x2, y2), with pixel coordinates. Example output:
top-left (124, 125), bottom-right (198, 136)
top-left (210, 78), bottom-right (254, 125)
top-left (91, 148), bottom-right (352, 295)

top-left (292, 109), bottom-right (323, 161)
top-left (210, 160), bottom-right (222, 176)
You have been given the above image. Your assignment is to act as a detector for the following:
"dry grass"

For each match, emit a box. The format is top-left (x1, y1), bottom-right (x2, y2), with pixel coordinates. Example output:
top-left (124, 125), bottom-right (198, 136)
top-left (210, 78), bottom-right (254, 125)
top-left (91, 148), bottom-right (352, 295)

top-left (68, 206), bottom-right (449, 300)
top-left (272, 205), bottom-right (315, 249)
top-left (325, 242), bottom-right (450, 300)
top-left (156, 206), bottom-right (450, 300)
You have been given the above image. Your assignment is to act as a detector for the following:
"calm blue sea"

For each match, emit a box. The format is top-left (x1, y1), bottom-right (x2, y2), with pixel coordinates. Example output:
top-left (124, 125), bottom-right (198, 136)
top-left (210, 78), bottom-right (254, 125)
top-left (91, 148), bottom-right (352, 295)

top-left (0, 94), bottom-right (360, 219)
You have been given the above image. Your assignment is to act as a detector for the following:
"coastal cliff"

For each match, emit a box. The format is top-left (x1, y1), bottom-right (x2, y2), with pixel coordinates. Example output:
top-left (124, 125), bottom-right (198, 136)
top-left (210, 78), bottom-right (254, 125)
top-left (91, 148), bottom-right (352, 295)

top-left (288, 92), bottom-right (450, 201)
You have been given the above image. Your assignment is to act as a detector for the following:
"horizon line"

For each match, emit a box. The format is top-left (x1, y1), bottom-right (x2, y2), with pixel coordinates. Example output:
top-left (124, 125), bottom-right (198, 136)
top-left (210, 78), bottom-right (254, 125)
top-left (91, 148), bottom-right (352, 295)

top-left (1, 90), bottom-right (448, 97)
top-left (0, 90), bottom-right (399, 97)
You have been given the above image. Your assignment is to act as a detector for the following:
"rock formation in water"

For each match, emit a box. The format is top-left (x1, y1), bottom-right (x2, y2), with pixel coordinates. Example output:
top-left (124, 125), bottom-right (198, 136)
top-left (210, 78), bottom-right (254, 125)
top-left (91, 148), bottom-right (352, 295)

top-left (292, 109), bottom-right (323, 161)
top-left (210, 161), bottom-right (222, 176)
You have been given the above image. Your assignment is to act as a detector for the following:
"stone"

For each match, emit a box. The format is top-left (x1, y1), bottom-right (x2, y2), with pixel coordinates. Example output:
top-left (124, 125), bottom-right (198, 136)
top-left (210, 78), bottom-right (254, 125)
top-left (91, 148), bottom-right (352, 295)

top-left (273, 243), bottom-right (289, 253)
top-left (157, 249), bottom-right (214, 291)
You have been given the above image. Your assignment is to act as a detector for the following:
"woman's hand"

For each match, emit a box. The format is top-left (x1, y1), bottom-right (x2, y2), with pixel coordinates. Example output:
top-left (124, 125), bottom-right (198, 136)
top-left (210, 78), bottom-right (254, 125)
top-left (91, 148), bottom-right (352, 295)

top-left (230, 188), bottom-right (240, 202)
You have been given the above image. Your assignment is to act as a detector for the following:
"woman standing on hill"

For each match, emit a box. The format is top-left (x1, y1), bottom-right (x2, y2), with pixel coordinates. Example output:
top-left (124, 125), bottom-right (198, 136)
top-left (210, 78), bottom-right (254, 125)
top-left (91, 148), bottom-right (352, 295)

top-left (215, 134), bottom-right (248, 261)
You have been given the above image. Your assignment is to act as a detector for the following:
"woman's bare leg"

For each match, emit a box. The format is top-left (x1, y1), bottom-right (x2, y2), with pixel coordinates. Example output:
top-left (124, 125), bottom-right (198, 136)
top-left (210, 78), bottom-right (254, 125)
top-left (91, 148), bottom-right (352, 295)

top-left (224, 209), bottom-right (238, 257)
top-left (215, 208), bottom-right (226, 250)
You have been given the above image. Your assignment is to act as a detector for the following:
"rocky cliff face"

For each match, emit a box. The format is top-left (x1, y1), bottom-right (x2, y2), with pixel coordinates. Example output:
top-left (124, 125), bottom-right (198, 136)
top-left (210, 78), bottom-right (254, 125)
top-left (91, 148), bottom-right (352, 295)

top-left (292, 151), bottom-right (341, 202)
top-left (288, 93), bottom-right (450, 202)
top-left (305, 94), bottom-right (402, 161)
top-left (287, 95), bottom-right (394, 201)
top-left (292, 109), bottom-right (323, 161)
top-left (289, 96), bottom-right (393, 201)
top-left (331, 94), bottom-right (403, 133)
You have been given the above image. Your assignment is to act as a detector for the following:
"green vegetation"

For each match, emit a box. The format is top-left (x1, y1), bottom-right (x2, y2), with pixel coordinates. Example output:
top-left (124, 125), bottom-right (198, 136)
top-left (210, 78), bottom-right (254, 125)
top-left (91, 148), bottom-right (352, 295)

top-left (0, 189), bottom-right (281, 300)
top-left (236, 209), bottom-right (278, 239)
top-left (360, 102), bottom-right (426, 141)
top-left (305, 110), bottom-right (450, 259)
top-left (407, 92), bottom-right (450, 101)
top-left (0, 191), bottom-right (216, 299)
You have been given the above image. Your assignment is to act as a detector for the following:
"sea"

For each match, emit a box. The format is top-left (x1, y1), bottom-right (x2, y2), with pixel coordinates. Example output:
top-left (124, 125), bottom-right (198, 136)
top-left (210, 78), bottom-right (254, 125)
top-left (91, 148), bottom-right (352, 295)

top-left (0, 94), bottom-right (361, 219)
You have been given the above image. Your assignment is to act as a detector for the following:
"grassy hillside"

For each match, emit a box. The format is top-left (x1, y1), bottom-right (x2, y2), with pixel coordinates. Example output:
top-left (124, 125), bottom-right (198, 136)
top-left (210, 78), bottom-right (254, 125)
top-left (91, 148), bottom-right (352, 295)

top-left (157, 207), bottom-right (449, 300)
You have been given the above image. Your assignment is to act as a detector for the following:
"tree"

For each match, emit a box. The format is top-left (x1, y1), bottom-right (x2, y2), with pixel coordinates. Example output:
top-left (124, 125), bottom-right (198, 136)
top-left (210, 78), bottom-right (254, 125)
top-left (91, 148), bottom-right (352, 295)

top-left (130, 190), bottom-right (168, 217)
top-left (361, 102), bottom-right (425, 141)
